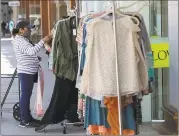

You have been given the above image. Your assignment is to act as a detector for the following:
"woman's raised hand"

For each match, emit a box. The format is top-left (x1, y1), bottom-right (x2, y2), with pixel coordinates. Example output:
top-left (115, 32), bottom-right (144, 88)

top-left (42, 35), bottom-right (52, 43)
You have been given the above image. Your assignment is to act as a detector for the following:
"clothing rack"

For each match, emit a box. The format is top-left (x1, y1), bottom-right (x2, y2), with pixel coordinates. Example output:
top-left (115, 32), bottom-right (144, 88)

top-left (110, 1), bottom-right (154, 134)
top-left (71, 1), bottom-right (124, 135)
top-left (111, 1), bottom-right (123, 135)
top-left (65, 1), bottom-right (152, 135)
top-left (74, 1), bottom-right (124, 135)
top-left (60, 0), bottom-right (84, 134)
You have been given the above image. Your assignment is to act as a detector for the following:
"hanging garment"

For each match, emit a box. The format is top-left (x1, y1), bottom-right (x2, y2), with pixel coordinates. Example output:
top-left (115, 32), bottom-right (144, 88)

top-left (133, 96), bottom-right (142, 135)
top-left (39, 76), bottom-right (79, 125)
top-left (77, 98), bottom-right (84, 119)
top-left (88, 125), bottom-right (112, 135)
top-left (126, 12), bottom-right (154, 95)
top-left (76, 17), bottom-right (93, 91)
top-left (84, 96), bottom-right (110, 129)
top-left (34, 68), bottom-right (44, 117)
top-left (104, 97), bottom-right (136, 135)
top-left (76, 14), bottom-right (106, 91)
top-left (104, 97), bottom-right (119, 135)
top-left (123, 129), bottom-right (135, 135)
top-left (122, 104), bottom-right (136, 130)
top-left (124, 12), bottom-right (151, 53)
top-left (48, 28), bottom-right (56, 70)
top-left (53, 17), bottom-right (78, 81)
top-left (136, 13), bottom-right (152, 53)
top-left (81, 16), bottom-right (148, 98)
top-left (48, 20), bottom-right (61, 70)
top-left (80, 24), bottom-right (87, 70)
top-left (147, 52), bottom-right (154, 94)
top-left (79, 17), bottom-right (93, 70)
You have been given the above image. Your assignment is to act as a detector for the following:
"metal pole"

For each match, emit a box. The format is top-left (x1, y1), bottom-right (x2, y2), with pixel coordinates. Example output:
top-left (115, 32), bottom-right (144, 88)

top-left (75, 0), bottom-right (81, 73)
top-left (112, 1), bottom-right (123, 135)
top-left (75, 0), bottom-right (79, 28)
top-left (1, 68), bottom-right (17, 108)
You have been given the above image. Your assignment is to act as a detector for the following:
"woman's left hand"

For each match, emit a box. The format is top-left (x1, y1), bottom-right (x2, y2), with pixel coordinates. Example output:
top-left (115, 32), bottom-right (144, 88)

top-left (37, 56), bottom-right (42, 61)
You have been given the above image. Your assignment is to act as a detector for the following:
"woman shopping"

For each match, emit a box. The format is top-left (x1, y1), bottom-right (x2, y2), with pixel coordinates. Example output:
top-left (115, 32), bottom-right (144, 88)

top-left (12, 20), bottom-right (52, 128)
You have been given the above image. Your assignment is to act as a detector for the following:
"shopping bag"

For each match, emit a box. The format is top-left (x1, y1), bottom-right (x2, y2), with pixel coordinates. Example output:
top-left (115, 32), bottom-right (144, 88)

top-left (33, 67), bottom-right (44, 117)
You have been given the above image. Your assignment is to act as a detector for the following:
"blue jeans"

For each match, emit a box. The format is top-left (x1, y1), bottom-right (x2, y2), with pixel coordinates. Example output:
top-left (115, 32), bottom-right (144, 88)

top-left (18, 73), bottom-right (34, 122)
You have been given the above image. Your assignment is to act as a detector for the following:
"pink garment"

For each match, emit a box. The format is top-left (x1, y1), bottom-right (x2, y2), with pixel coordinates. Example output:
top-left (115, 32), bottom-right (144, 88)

top-left (78, 98), bottom-right (83, 111)
top-left (92, 11), bottom-right (106, 18)
top-left (143, 89), bottom-right (149, 95)
top-left (34, 68), bottom-right (44, 117)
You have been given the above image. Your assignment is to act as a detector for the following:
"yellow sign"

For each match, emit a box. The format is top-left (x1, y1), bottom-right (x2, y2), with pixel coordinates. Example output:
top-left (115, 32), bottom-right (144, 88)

top-left (151, 42), bottom-right (169, 68)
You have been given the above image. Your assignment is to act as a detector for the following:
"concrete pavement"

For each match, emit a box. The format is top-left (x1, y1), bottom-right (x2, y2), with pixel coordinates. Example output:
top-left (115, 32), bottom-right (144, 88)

top-left (1, 38), bottom-right (86, 135)
top-left (1, 38), bottom-right (160, 135)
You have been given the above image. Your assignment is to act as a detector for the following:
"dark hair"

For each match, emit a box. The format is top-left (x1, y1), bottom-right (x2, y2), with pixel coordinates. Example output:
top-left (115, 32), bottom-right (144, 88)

top-left (62, 16), bottom-right (70, 19)
top-left (16, 20), bottom-right (30, 29)
top-left (12, 20), bottom-right (30, 36)
top-left (12, 28), bottom-right (19, 36)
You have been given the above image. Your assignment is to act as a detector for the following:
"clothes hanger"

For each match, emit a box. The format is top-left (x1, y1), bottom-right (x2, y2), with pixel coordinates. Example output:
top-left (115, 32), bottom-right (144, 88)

top-left (95, 9), bottom-right (112, 19)
top-left (116, 1), bottom-right (148, 25)
top-left (132, 1), bottom-right (151, 17)
top-left (119, 1), bottom-right (143, 9)
top-left (125, 12), bottom-right (142, 21)
top-left (95, 8), bottom-right (126, 20)
top-left (116, 8), bottom-right (140, 26)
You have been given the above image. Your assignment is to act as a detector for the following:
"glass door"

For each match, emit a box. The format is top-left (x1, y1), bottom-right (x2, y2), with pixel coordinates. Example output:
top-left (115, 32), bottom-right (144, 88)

top-left (149, 0), bottom-right (169, 121)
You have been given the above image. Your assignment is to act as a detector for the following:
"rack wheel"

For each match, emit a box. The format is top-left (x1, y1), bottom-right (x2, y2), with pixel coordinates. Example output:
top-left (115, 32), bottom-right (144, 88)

top-left (13, 102), bottom-right (19, 111)
top-left (63, 126), bottom-right (67, 134)
top-left (61, 122), bottom-right (63, 126)
top-left (13, 102), bottom-right (20, 121)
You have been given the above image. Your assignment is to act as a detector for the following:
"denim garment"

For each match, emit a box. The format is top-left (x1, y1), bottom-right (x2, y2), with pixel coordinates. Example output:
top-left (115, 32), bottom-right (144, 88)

top-left (80, 17), bottom-right (92, 70)
top-left (122, 104), bottom-right (136, 130)
top-left (84, 96), bottom-right (110, 128)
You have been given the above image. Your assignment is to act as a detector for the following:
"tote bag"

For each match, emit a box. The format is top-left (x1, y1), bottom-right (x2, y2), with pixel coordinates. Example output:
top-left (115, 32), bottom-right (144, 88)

top-left (33, 67), bottom-right (44, 117)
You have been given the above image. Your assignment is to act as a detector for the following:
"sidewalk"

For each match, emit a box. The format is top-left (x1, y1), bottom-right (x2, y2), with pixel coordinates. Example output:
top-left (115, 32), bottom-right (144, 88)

top-left (1, 39), bottom-right (161, 135)
top-left (1, 33), bottom-right (11, 38)
top-left (1, 39), bottom-right (85, 135)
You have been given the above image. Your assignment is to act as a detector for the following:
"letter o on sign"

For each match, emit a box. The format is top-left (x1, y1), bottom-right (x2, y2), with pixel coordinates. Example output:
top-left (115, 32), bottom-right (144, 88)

top-left (158, 50), bottom-right (167, 60)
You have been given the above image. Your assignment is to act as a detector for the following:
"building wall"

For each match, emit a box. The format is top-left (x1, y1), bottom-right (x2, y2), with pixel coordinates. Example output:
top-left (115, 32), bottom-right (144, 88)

top-left (17, 0), bottom-right (71, 37)
top-left (1, 2), bottom-right (13, 23)
top-left (168, 1), bottom-right (178, 109)
top-left (78, 0), bottom-right (178, 125)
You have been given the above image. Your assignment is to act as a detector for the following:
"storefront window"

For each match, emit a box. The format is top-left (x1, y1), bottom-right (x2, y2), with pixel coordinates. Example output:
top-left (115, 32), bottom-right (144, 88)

top-left (115, 0), bottom-right (170, 122)
top-left (49, 1), bottom-right (67, 29)
top-left (18, 1), bottom-right (25, 19)
top-left (105, 0), bottom-right (177, 134)
top-left (29, 0), bottom-right (41, 43)
top-left (149, 0), bottom-right (169, 120)
top-left (1, 2), bottom-right (12, 27)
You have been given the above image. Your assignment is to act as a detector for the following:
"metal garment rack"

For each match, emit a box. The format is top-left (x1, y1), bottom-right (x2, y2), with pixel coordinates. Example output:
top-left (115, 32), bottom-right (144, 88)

top-left (61, 1), bottom-right (123, 135)
top-left (1, 68), bottom-right (21, 120)
top-left (111, 1), bottom-right (123, 135)
top-left (1, 68), bottom-right (20, 108)
top-left (60, 0), bottom-right (84, 134)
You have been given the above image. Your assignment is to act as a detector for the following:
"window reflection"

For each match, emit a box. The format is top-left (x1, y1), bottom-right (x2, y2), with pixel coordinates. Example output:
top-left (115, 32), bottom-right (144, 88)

top-left (29, 0), bottom-right (41, 43)
top-left (49, 1), bottom-right (67, 30)
top-left (150, 0), bottom-right (169, 120)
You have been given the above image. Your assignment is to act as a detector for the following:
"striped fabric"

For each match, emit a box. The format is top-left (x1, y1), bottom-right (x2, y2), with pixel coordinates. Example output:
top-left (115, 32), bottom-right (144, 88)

top-left (12, 35), bottom-right (44, 74)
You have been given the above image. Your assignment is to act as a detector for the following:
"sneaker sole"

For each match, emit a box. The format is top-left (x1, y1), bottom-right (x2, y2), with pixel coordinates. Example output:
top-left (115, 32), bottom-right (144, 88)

top-left (19, 124), bottom-right (26, 128)
top-left (19, 123), bottom-right (36, 128)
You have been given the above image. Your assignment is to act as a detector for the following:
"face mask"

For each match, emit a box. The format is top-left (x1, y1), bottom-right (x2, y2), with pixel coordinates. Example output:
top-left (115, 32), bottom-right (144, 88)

top-left (23, 29), bottom-right (31, 39)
